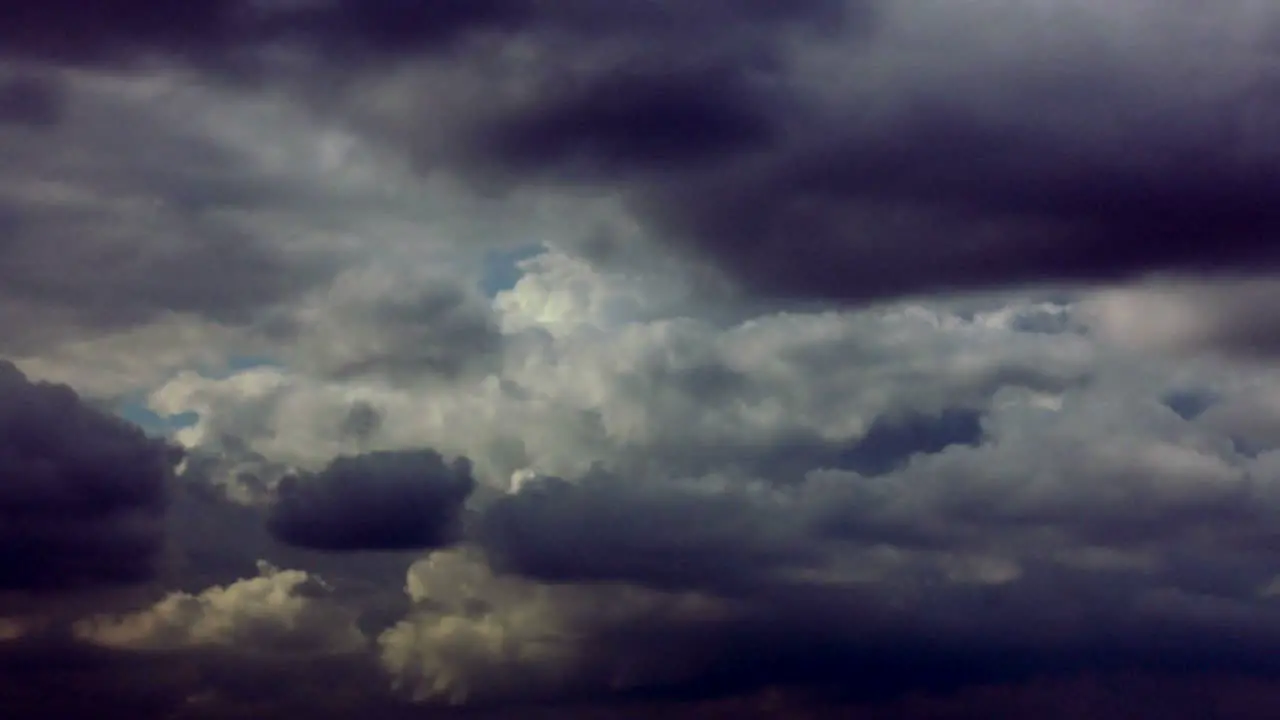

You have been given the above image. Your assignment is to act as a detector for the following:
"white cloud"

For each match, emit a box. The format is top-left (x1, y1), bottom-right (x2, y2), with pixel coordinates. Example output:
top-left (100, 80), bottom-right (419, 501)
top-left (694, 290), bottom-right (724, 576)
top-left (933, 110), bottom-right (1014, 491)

top-left (148, 253), bottom-right (1095, 489)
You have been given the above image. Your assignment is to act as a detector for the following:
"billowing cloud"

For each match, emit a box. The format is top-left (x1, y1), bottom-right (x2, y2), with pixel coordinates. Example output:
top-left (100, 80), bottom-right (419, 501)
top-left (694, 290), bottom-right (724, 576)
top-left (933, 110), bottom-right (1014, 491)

top-left (139, 249), bottom-right (1280, 705)
top-left (74, 561), bottom-right (367, 656)
top-left (454, 362), bottom-right (1280, 701)
top-left (267, 450), bottom-right (476, 552)
top-left (147, 274), bottom-right (1092, 485)
top-left (0, 361), bottom-right (180, 590)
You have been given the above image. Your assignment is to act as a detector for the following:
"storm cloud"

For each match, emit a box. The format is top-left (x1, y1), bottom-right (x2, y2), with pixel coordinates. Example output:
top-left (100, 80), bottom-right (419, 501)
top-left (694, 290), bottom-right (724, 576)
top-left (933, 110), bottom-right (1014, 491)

top-left (93, 0), bottom-right (1272, 312)
top-left (0, 361), bottom-right (180, 590)
top-left (7, 1), bottom-right (1280, 716)
top-left (463, 0), bottom-right (1280, 305)
top-left (267, 450), bottom-right (476, 552)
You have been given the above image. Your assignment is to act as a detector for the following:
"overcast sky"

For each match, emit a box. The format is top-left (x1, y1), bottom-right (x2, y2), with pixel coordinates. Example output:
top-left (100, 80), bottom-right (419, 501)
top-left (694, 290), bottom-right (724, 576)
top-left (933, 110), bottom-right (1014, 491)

top-left (4, 1), bottom-right (1280, 717)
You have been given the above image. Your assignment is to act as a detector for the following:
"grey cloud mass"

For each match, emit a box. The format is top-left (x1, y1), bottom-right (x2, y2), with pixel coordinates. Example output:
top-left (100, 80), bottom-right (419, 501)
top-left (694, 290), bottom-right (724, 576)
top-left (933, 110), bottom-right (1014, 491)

top-left (0, 70), bottom-right (343, 355)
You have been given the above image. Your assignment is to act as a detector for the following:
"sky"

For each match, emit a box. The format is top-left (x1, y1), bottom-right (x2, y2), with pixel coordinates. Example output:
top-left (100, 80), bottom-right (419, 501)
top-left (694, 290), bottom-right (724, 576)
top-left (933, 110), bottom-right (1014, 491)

top-left (3, 1), bottom-right (1280, 717)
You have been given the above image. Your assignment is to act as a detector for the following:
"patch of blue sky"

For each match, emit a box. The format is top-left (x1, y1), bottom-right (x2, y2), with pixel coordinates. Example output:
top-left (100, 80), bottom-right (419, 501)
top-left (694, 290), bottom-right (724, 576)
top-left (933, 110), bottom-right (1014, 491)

top-left (116, 400), bottom-right (198, 437)
top-left (480, 244), bottom-right (544, 297)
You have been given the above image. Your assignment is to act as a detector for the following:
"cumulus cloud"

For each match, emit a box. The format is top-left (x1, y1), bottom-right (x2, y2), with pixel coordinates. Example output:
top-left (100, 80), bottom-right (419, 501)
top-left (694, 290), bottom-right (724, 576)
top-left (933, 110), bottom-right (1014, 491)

top-left (147, 271), bottom-right (1092, 486)
top-left (267, 450), bottom-right (476, 552)
top-left (137, 249), bottom-right (1280, 704)
top-left (378, 548), bottom-right (728, 705)
top-left (447, 363), bottom-right (1280, 701)
top-left (74, 561), bottom-right (366, 655)
top-left (0, 361), bottom-right (180, 590)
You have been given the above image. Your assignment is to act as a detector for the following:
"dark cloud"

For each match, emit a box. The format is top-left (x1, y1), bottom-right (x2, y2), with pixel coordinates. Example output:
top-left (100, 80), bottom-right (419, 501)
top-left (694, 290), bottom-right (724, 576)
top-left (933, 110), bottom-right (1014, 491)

top-left (11, 1), bottom-right (1280, 713)
top-left (0, 361), bottom-right (180, 590)
top-left (11, 630), bottom-right (1280, 719)
top-left (487, 66), bottom-right (780, 177)
top-left (478, 472), bottom-right (814, 594)
top-left (459, 377), bottom-right (1280, 703)
top-left (10, 1), bottom-right (1280, 312)
top-left (267, 450), bottom-right (475, 552)
top-left (0, 70), bottom-right (64, 127)
top-left (370, 0), bottom-right (1280, 308)
top-left (0, 0), bottom-right (532, 72)
top-left (0, 74), bottom-right (343, 354)
top-left (0, 0), bottom-right (854, 75)
top-left (165, 454), bottom-right (420, 642)
top-left (0, 632), bottom-right (416, 720)
top-left (639, 98), bottom-right (1280, 303)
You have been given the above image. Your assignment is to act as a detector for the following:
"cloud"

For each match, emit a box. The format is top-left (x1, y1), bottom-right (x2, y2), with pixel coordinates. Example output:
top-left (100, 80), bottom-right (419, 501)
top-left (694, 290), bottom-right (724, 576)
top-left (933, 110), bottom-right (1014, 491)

top-left (447, 362), bottom-right (1280, 701)
top-left (0, 0), bottom-right (536, 71)
top-left (0, 69), bottom-right (348, 358)
top-left (125, 0), bottom-right (1267, 314)
top-left (8, 2), bottom-right (1280, 315)
top-left (272, 266), bottom-right (504, 385)
top-left (74, 561), bottom-right (367, 655)
top-left (149, 270), bottom-right (1092, 488)
top-left (9, 3), bottom-right (1280, 710)
top-left (477, 0), bottom-right (1280, 305)
top-left (0, 0), bottom-right (858, 74)
top-left (0, 68), bottom-right (65, 127)
top-left (0, 361), bottom-right (180, 590)
top-left (1084, 279), bottom-right (1280, 360)
top-left (477, 472), bottom-right (816, 594)
top-left (267, 450), bottom-right (476, 552)
top-left (378, 548), bottom-right (728, 705)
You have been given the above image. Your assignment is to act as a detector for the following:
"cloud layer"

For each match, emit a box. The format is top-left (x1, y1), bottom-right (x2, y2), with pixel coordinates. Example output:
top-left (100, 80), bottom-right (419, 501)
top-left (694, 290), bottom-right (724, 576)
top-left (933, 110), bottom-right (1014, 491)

top-left (5, 1), bottom-right (1280, 717)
